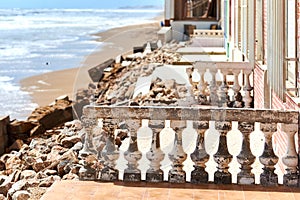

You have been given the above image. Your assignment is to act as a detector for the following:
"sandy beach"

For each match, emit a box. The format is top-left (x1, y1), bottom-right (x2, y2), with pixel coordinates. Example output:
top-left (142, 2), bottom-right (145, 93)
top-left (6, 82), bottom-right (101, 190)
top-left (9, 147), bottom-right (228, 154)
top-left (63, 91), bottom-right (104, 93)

top-left (20, 19), bottom-right (162, 107)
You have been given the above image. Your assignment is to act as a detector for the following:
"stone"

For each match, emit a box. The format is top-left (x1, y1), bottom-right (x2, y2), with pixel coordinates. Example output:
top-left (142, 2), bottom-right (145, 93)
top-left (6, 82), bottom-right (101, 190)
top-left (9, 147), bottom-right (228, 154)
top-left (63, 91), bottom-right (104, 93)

top-left (34, 172), bottom-right (47, 180)
top-left (9, 120), bottom-right (35, 135)
top-left (62, 173), bottom-right (79, 180)
top-left (38, 176), bottom-right (61, 187)
top-left (71, 142), bottom-right (83, 152)
top-left (61, 136), bottom-right (81, 148)
top-left (0, 160), bottom-right (5, 171)
top-left (5, 156), bottom-right (23, 172)
top-left (164, 79), bottom-right (176, 89)
top-left (27, 187), bottom-right (47, 200)
top-left (12, 190), bottom-right (30, 200)
top-left (7, 180), bottom-right (28, 198)
top-left (0, 116), bottom-right (9, 155)
top-left (0, 175), bottom-right (12, 196)
top-left (32, 159), bottom-right (51, 172)
top-left (43, 170), bottom-right (57, 176)
top-left (30, 125), bottom-right (46, 137)
top-left (7, 139), bottom-right (24, 152)
top-left (39, 107), bottom-right (73, 130)
top-left (20, 170), bottom-right (36, 180)
top-left (88, 58), bottom-right (115, 82)
top-left (57, 161), bottom-right (70, 177)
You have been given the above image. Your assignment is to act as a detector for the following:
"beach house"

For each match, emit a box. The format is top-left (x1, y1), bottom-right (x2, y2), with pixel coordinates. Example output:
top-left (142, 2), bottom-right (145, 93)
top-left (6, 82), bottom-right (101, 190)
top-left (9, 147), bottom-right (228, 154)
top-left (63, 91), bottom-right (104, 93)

top-left (42, 1), bottom-right (300, 198)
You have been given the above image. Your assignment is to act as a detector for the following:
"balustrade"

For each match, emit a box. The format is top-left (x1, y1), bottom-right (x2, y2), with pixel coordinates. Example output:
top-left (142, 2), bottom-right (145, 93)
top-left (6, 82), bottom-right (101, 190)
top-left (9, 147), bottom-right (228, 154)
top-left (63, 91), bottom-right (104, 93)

top-left (79, 105), bottom-right (299, 187)
top-left (187, 61), bottom-right (253, 108)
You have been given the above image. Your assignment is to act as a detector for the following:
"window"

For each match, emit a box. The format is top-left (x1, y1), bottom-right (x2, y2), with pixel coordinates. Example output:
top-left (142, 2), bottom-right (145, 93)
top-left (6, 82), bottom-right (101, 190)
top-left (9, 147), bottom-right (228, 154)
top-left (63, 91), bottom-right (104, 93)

top-left (174, 0), bottom-right (219, 20)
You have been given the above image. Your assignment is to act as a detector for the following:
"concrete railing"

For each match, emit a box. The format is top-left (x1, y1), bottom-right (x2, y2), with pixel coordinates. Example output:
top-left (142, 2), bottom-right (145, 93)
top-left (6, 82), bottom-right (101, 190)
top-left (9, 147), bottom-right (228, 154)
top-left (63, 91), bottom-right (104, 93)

top-left (190, 30), bottom-right (224, 47)
top-left (187, 61), bottom-right (253, 108)
top-left (192, 29), bottom-right (224, 38)
top-left (78, 105), bottom-right (299, 187)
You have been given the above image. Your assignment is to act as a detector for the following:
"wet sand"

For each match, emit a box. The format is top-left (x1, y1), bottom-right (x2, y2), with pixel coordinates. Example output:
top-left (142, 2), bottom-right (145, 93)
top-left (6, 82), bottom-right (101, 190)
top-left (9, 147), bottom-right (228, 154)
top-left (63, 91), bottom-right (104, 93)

top-left (20, 21), bottom-right (162, 106)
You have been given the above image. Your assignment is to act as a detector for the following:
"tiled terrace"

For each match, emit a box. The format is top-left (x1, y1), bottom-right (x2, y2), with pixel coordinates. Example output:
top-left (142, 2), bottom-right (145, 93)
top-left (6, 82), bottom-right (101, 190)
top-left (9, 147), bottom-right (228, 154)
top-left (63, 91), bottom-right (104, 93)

top-left (41, 180), bottom-right (300, 200)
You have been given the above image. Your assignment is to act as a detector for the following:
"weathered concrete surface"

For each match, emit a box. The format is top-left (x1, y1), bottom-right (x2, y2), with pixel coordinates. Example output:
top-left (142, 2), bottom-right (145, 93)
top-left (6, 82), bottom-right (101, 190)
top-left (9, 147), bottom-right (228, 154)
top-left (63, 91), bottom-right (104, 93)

top-left (0, 116), bottom-right (9, 155)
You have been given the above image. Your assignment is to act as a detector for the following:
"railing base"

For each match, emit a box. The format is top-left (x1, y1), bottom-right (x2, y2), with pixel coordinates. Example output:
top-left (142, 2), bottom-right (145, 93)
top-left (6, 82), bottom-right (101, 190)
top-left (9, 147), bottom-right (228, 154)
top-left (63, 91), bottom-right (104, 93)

top-left (100, 168), bottom-right (119, 181)
top-left (168, 171), bottom-right (186, 183)
top-left (237, 173), bottom-right (255, 185)
top-left (146, 171), bottom-right (164, 182)
top-left (260, 173), bottom-right (278, 187)
top-left (123, 172), bottom-right (141, 182)
top-left (191, 169), bottom-right (209, 184)
top-left (214, 171), bottom-right (232, 184)
top-left (283, 173), bottom-right (299, 187)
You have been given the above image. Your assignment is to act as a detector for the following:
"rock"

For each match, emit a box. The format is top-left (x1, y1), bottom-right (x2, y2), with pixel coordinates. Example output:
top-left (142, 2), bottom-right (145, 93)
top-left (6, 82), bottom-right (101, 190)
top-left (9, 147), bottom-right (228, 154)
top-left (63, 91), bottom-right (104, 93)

top-left (62, 173), bottom-right (79, 180)
top-left (12, 190), bottom-right (30, 200)
top-left (164, 79), bottom-right (176, 89)
top-left (9, 121), bottom-right (35, 136)
top-left (0, 175), bottom-right (12, 196)
top-left (7, 180), bottom-right (28, 198)
top-left (0, 116), bottom-right (9, 156)
top-left (55, 95), bottom-right (69, 102)
top-left (34, 172), bottom-right (47, 180)
top-left (57, 161), bottom-right (70, 177)
top-left (0, 161), bottom-right (5, 171)
top-left (43, 170), bottom-right (57, 176)
top-left (27, 187), bottom-right (47, 200)
top-left (39, 107), bottom-right (73, 130)
top-left (32, 159), bottom-right (51, 172)
top-left (5, 156), bottom-right (23, 172)
top-left (7, 139), bottom-right (24, 152)
top-left (88, 58), bottom-right (115, 82)
top-left (30, 125), bottom-right (46, 137)
top-left (71, 142), bottom-right (83, 152)
top-left (61, 136), bottom-right (81, 148)
top-left (0, 194), bottom-right (5, 200)
top-left (38, 176), bottom-right (61, 187)
top-left (20, 170), bottom-right (36, 180)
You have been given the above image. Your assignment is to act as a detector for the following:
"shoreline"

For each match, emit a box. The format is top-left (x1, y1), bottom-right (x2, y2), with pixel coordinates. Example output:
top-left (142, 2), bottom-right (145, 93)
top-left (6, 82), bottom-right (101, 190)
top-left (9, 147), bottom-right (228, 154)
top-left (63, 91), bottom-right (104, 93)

top-left (20, 19), bottom-right (162, 107)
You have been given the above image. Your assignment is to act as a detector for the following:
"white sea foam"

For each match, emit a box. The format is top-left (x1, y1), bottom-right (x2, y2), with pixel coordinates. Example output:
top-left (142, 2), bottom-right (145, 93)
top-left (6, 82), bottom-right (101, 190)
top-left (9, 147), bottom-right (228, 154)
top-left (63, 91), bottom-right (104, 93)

top-left (0, 8), bottom-right (162, 119)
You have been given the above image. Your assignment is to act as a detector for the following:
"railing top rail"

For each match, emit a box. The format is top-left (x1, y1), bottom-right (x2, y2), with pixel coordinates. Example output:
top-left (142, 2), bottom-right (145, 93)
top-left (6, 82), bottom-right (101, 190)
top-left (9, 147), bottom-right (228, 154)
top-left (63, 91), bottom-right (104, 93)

top-left (193, 61), bottom-right (252, 71)
top-left (83, 105), bottom-right (299, 124)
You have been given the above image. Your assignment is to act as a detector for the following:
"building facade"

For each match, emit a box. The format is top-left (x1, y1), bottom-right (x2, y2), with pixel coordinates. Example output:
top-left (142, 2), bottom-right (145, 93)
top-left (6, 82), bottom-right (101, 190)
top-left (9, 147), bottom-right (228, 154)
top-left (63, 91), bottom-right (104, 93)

top-left (164, 0), bottom-right (300, 172)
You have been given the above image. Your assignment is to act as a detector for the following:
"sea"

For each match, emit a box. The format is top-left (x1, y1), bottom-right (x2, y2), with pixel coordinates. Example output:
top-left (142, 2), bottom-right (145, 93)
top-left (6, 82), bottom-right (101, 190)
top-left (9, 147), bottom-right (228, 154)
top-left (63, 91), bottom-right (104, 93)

top-left (0, 8), bottom-right (162, 120)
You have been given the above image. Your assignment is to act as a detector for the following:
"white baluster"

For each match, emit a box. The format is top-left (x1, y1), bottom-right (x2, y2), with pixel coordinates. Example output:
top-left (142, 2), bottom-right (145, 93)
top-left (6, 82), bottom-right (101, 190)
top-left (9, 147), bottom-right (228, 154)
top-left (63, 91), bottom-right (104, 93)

top-left (237, 122), bottom-right (256, 184)
top-left (259, 123), bottom-right (278, 186)
top-left (214, 121), bottom-right (233, 184)
top-left (146, 120), bottom-right (165, 182)
top-left (282, 124), bottom-right (298, 187)
top-left (209, 69), bottom-right (218, 106)
top-left (197, 68), bottom-right (209, 105)
top-left (217, 69), bottom-right (229, 107)
top-left (243, 70), bottom-right (253, 108)
top-left (168, 120), bottom-right (187, 183)
top-left (100, 121), bottom-right (119, 181)
top-left (231, 69), bottom-right (243, 108)
top-left (190, 121), bottom-right (210, 184)
top-left (123, 120), bottom-right (142, 182)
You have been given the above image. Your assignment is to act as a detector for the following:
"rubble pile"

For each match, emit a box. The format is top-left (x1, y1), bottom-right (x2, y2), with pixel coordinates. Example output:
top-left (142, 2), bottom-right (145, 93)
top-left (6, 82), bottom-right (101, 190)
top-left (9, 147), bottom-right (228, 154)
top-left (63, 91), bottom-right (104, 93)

top-left (0, 40), bottom-right (189, 199)
top-left (78, 40), bottom-right (186, 106)
top-left (5, 96), bottom-right (74, 151)
top-left (0, 120), bottom-right (81, 199)
top-left (0, 119), bottom-right (124, 200)
top-left (132, 78), bottom-right (188, 106)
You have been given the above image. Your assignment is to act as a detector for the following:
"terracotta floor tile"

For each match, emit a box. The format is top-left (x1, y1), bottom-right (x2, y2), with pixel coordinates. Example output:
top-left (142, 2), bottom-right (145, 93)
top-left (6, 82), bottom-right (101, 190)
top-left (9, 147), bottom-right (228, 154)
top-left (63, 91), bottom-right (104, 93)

top-left (41, 181), bottom-right (300, 200)
top-left (193, 189), bottom-right (219, 199)
top-left (243, 191), bottom-right (270, 200)
top-left (146, 188), bottom-right (170, 200)
top-left (168, 189), bottom-right (194, 200)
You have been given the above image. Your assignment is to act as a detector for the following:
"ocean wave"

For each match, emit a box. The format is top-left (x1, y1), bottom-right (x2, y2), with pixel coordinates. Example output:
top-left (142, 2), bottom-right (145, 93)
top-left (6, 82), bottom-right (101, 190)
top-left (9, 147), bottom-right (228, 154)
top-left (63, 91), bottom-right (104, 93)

top-left (0, 76), bottom-right (14, 82)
